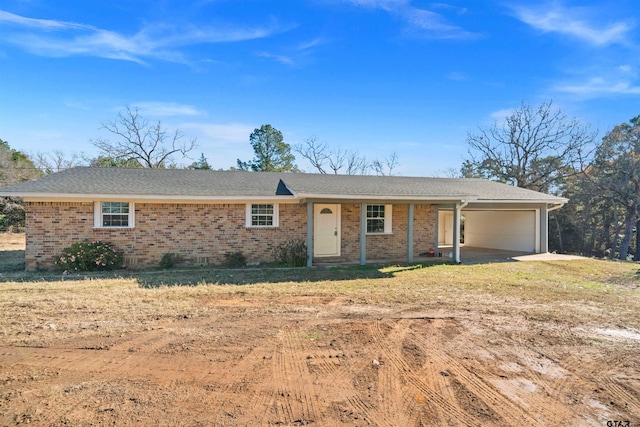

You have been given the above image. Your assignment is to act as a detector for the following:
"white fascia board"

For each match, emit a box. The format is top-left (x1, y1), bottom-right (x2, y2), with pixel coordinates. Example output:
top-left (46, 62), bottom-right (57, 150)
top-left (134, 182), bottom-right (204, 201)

top-left (473, 198), bottom-right (568, 204)
top-left (297, 193), bottom-right (471, 202)
top-left (20, 193), bottom-right (299, 204)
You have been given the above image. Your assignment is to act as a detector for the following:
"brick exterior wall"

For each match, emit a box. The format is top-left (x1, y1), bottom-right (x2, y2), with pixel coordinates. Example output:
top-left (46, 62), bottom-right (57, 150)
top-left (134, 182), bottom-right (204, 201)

top-left (24, 201), bottom-right (436, 270)
top-left (24, 202), bottom-right (307, 270)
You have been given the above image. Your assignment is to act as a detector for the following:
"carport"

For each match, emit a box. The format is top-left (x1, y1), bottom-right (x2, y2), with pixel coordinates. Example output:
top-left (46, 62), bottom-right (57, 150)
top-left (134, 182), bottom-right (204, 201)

top-left (435, 200), bottom-right (566, 263)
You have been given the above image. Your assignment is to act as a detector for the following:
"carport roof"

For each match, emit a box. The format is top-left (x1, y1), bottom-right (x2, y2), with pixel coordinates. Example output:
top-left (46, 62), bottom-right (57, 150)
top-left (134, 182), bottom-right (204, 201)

top-left (0, 167), bottom-right (568, 204)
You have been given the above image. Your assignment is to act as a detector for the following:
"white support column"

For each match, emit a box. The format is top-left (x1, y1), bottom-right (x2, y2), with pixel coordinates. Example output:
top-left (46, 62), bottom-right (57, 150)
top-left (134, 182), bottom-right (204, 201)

top-left (434, 206), bottom-right (439, 256)
top-left (307, 202), bottom-right (313, 267)
top-left (360, 203), bottom-right (367, 265)
top-left (540, 204), bottom-right (548, 253)
top-left (453, 202), bottom-right (461, 263)
top-left (407, 203), bottom-right (414, 263)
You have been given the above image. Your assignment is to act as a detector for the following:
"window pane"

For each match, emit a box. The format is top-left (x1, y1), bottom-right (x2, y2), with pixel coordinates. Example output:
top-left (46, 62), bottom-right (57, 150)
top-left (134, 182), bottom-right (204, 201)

top-left (250, 204), bottom-right (274, 226)
top-left (367, 219), bottom-right (385, 233)
top-left (101, 202), bottom-right (130, 227)
top-left (367, 205), bottom-right (385, 218)
top-left (366, 205), bottom-right (386, 233)
top-left (252, 204), bottom-right (273, 215)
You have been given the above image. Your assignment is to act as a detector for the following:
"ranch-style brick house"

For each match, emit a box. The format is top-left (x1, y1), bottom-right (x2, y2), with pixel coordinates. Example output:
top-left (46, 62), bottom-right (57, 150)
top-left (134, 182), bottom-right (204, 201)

top-left (0, 167), bottom-right (567, 270)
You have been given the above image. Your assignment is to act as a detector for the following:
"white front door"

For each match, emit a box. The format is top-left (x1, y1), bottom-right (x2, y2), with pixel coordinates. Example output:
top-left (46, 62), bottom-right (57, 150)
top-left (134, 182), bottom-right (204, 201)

top-left (314, 204), bottom-right (341, 257)
top-left (438, 210), bottom-right (454, 245)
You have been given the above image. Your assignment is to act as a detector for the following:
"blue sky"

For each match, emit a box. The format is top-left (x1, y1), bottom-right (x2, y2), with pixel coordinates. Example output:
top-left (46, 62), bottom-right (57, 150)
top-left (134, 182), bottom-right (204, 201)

top-left (0, 0), bottom-right (638, 176)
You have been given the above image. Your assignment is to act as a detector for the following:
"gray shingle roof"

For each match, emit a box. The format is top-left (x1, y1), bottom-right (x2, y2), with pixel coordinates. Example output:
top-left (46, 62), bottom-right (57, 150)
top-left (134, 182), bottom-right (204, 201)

top-left (0, 167), bottom-right (567, 203)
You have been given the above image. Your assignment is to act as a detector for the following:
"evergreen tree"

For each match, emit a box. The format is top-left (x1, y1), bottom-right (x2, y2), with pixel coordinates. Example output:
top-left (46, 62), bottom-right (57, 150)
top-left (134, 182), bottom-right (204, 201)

top-left (237, 124), bottom-right (297, 172)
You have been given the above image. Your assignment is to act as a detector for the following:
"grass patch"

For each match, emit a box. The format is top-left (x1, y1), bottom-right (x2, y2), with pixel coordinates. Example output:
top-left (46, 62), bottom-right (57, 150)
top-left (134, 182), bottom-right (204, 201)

top-left (0, 233), bottom-right (26, 272)
top-left (1, 241), bottom-right (639, 347)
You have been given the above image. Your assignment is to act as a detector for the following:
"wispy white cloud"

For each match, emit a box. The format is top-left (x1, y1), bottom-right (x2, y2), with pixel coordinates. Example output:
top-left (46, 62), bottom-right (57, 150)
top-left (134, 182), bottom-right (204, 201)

top-left (135, 102), bottom-right (206, 117)
top-left (617, 64), bottom-right (637, 76)
top-left (254, 51), bottom-right (296, 66)
top-left (342, 0), bottom-right (479, 39)
top-left (181, 122), bottom-right (255, 145)
top-left (296, 37), bottom-right (327, 51)
top-left (490, 108), bottom-right (514, 122)
top-left (0, 10), bottom-right (90, 30)
top-left (555, 76), bottom-right (640, 97)
top-left (445, 71), bottom-right (469, 81)
top-left (511, 3), bottom-right (634, 47)
top-left (345, 0), bottom-right (406, 12)
top-left (0, 10), bottom-right (285, 64)
top-left (254, 37), bottom-right (328, 67)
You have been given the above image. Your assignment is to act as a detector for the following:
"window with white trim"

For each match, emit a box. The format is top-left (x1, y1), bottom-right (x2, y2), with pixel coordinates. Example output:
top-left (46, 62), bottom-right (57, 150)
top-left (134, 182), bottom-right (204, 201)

top-left (246, 203), bottom-right (279, 227)
top-left (366, 204), bottom-right (392, 234)
top-left (94, 202), bottom-right (135, 228)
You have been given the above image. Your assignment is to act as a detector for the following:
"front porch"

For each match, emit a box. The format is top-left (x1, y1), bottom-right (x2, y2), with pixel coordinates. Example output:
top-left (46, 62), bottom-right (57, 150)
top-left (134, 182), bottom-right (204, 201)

top-left (305, 201), bottom-right (466, 267)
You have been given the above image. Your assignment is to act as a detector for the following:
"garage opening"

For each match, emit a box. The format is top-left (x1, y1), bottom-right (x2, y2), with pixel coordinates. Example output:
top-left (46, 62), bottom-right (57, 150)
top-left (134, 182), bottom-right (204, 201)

top-left (464, 210), bottom-right (539, 252)
top-left (438, 208), bottom-right (540, 254)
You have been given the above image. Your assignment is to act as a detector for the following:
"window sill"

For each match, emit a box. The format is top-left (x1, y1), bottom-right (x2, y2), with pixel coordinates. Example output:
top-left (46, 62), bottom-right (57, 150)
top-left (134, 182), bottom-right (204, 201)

top-left (366, 232), bottom-right (393, 235)
top-left (93, 227), bottom-right (134, 230)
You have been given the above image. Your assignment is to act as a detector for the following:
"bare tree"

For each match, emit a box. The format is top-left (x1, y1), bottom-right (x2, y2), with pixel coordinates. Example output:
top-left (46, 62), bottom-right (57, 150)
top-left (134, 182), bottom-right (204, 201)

top-left (294, 137), bottom-right (381, 175)
top-left (434, 167), bottom-right (462, 178)
top-left (464, 100), bottom-right (594, 192)
top-left (372, 152), bottom-right (399, 176)
top-left (587, 115), bottom-right (640, 260)
top-left (294, 137), bottom-right (329, 173)
top-left (34, 150), bottom-right (84, 174)
top-left (92, 106), bottom-right (197, 168)
top-left (344, 151), bottom-right (369, 175)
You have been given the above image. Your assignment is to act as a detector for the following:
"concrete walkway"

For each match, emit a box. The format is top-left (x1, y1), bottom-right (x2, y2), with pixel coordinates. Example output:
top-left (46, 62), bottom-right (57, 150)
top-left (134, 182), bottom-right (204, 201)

top-left (461, 247), bottom-right (587, 264)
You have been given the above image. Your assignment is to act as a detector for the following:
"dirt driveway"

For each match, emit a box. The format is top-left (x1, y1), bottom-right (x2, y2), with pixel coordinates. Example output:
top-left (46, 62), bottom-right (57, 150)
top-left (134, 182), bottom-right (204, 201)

top-left (0, 234), bottom-right (639, 426)
top-left (2, 293), bottom-right (639, 426)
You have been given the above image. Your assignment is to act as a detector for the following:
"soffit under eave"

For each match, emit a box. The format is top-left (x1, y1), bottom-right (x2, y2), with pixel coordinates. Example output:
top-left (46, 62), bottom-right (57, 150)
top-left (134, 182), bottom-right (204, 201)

top-left (298, 196), bottom-right (469, 205)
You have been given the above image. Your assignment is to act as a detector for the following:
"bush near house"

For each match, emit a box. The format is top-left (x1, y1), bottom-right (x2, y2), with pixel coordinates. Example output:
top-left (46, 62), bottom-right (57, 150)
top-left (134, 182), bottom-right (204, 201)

top-left (276, 238), bottom-right (307, 267)
top-left (55, 240), bottom-right (124, 272)
top-left (223, 251), bottom-right (247, 268)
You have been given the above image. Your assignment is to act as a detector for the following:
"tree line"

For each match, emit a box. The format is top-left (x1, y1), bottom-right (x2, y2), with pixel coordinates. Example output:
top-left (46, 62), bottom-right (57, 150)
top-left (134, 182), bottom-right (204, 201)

top-left (462, 100), bottom-right (640, 261)
top-left (2, 102), bottom-right (640, 262)
top-left (0, 107), bottom-right (398, 231)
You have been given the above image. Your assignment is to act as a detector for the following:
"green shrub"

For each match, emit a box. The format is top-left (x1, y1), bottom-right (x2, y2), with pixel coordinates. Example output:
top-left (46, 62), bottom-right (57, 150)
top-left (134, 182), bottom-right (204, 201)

top-left (55, 240), bottom-right (124, 272)
top-left (276, 238), bottom-right (307, 267)
top-left (223, 251), bottom-right (246, 268)
top-left (159, 253), bottom-right (181, 269)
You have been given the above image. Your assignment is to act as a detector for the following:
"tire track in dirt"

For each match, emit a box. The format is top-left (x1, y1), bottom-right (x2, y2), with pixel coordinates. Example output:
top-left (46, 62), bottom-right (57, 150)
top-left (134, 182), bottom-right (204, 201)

top-left (259, 328), bottom-right (318, 425)
top-left (100, 328), bottom-right (178, 354)
top-left (600, 375), bottom-right (640, 416)
top-left (369, 319), bottom-right (481, 426)
top-left (503, 316), bottom-right (607, 423)
top-left (378, 317), bottom-right (444, 426)
top-left (301, 326), bottom-right (403, 426)
top-left (0, 346), bottom-right (212, 385)
top-left (409, 318), bottom-right (547, 426)
top-left (1, 346), bottom-right (110, 377)
top-left (377, 352), bottom-right (422, 427)
top-left (203, 344), bottom-right (279, 425)
top-left (305, 349), bottom-right (342, 378)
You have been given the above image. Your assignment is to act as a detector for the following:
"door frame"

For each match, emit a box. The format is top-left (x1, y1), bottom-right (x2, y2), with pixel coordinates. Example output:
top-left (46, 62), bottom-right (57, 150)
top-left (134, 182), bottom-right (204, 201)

top-left (313, 204), bottom-right (341, 257)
